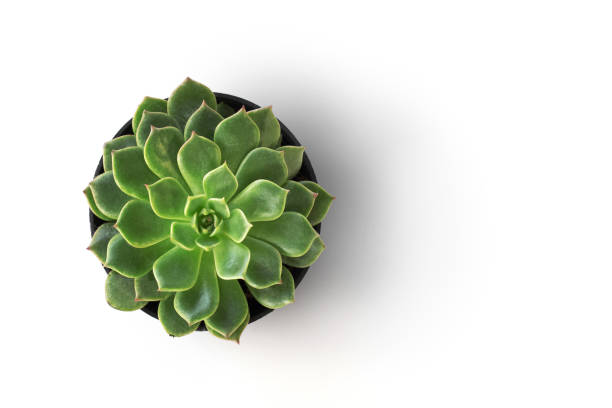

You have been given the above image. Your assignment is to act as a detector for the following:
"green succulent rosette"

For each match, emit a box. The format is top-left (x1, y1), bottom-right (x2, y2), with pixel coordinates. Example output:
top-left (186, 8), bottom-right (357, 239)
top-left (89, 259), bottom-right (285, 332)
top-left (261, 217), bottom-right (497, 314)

top-left (85, 78), bottom-right (333, 342)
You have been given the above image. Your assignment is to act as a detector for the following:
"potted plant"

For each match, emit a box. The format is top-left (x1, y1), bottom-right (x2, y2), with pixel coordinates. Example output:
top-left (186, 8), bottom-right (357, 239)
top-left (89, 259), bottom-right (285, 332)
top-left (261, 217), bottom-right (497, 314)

top-left (84, 78), bottom-right (333, 342)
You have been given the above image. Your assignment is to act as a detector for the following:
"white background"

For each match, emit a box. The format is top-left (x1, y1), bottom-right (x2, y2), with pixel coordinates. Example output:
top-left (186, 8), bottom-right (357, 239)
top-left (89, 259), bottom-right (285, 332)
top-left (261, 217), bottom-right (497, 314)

top-left (1, 1), bottom-right (611, 406)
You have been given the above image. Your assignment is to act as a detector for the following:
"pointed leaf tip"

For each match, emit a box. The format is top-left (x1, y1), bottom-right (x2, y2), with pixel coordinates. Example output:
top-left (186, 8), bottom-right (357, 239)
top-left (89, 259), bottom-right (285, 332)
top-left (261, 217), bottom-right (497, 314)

top-left (234, 148), bottom-right (288, 191)
top-left (249, 212), bottom-right (317, 257)
top-left (300, 181), bottom-right (334, 225)
top-left (247, 266), bottom-right (295, 308)
top-left (169, 78), bottom-right (217, 128)
top-left (247, 106), bottom-right (280, 148)
top-left (229, 180), bottom-right (288, 222)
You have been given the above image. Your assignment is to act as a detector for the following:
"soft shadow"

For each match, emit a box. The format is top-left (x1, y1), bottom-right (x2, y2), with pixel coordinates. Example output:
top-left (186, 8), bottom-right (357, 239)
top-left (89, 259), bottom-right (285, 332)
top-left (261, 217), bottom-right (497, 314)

top-left (231, 70), bottom-right (392, 337)
top-left (191, 61), bottom-right (423, 353)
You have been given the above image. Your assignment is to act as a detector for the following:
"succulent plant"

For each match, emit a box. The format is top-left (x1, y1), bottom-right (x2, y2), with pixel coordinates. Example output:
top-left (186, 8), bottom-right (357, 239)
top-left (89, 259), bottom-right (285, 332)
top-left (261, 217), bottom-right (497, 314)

top-left (85, 78), bottom-right (333, 342)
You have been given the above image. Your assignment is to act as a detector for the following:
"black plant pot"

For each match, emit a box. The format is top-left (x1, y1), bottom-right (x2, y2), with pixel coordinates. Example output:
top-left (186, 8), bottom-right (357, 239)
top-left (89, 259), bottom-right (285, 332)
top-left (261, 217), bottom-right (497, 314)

top-left (90, 93), bottom-right (321, 331)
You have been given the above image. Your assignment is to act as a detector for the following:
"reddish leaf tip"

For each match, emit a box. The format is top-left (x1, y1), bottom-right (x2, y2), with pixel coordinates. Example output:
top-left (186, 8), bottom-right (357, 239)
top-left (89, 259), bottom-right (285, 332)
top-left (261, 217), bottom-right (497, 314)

top-left (313, 192), bottom-right (319, 198)
top-left (239, 106), bottom-right (246, 112)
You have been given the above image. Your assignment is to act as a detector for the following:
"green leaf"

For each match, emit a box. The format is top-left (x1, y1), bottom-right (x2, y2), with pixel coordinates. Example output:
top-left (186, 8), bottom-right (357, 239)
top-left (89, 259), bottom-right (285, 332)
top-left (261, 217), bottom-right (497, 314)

top-left (207, 197), bottom-right (230, 219)
top-left (184, 103), bottom-right (224, 140)
top-left (301, 181), bottom-right (334, 225)
top-left (135, 111), bottom-right (179, 148)
top-left (235, 147), bottom-right (288, 191)
top-left (116, 200), bottom-right (172, 248)
top-left (170, 222), bottom-right (199, 250)
top-left (184, 194), bottom-right (207, 216)
top-left (247, 106), bottom-right (281, 148)
top-left (175, 251), bottom-right (219, 325)
top-left (112, 146), bottom-right (159, 200)
top-left (89, 171), bottom-right (132, 219)
top-left (207, 310), bottom-right (249, 343)
top-left (213, 209), bottom-right (251, 243)
top-left (228, 310), bottom-right (249, 343)
top-left (213, 236), bottom-right (250, 279)
top-left (228, 180), bottom-right (288, 222)
top-left (88, 223), bottom-right (118, 263)
top-left (282, 236), bottom-right (325, 268)
top-left (106, 271), bottom-right (147, 311)
top-left (277, 146), bottom-right (304, 179)
top-left (147, 177), bottom-right (189, 221)
top-left (103, 134), bottom-right (136, 171)
top-left (168, 78), bottom-right (217, 130)
top-left (105, 235), bottom-right (174, 278)
top-left (195, 234), bottom-right (221, 251)
top-left (133, 97), bottom-right (167, 136)
top-left (247, 266), bottom-right (295, 309)
top-left (204, 278), bottom-right (248, 337)
top-left (216, 102), bottom-right (235, 118)
top-left (143, 126), bottom-right (187, 189)
top-left (249, 212), bottom-right (318, 257)
top-left (283, 180), bottom-right (316, 217)
top-left (84, 186), bottom-right (113, 221)
top-left (158, 295), bottom-right (200, 336)
top-left (202, 162), bottom-right (238, 201)
top-left (214, 108), bottom-right (260, 172)
top-left (177, 133), bottom-right (221, 195)
top-left (154, 246), bottom-right (203, 291)
top-left (243, 236), bottom-right (282, 289)
top-left (134, 271), bottom-right (171, 301)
